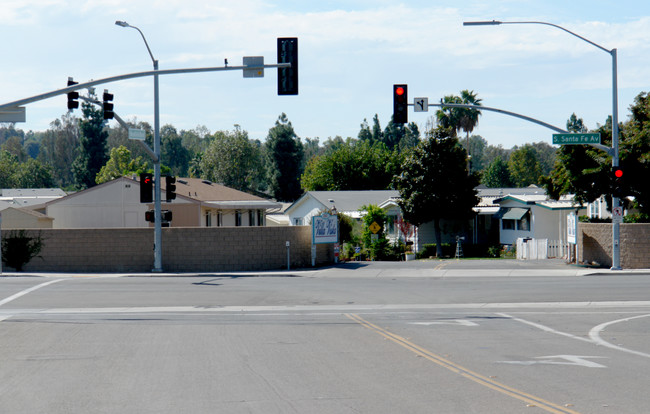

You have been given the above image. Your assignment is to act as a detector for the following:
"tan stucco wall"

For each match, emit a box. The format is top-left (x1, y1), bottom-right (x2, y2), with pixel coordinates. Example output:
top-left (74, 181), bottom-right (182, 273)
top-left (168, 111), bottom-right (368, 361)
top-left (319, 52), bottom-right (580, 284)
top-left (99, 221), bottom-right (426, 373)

top-left (578, 223), bottom-right (650, 269)
top-left (2, 226), bottom-right (334, 273)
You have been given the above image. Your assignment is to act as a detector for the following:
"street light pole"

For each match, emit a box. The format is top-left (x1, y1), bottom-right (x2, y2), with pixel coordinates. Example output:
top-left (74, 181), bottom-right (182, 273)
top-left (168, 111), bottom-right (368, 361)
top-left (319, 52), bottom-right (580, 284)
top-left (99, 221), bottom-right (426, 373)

top-left (464, 19), bottom-right (621, 270)
top-left (116, 20), bottom-right (163, 272)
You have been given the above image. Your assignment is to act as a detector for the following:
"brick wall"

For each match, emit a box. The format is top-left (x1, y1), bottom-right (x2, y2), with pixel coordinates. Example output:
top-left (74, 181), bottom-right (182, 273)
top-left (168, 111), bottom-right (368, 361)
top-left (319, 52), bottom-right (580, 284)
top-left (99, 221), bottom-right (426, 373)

top-left (2, 226), bottom-right (334, 273)
top-left (578, 223), bottom-right (650, 269)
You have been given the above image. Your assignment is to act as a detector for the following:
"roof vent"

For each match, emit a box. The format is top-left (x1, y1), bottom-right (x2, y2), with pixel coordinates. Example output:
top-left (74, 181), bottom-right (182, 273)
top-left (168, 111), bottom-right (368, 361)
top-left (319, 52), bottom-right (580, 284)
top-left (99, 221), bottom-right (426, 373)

top-left (178, 179), bottom-right (188, 185)
top-left (202, 180), bottom-right (212, 185)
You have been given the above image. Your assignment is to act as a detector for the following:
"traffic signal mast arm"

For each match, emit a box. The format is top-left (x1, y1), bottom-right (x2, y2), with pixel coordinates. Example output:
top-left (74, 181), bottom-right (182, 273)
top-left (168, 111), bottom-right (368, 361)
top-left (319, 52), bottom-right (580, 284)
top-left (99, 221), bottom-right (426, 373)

top-left (0, 62), bottom-right (291, 112)
top-left (413, 101), bottom-right (614, 155)
top-left (78, 94), bottom-right (158, 163)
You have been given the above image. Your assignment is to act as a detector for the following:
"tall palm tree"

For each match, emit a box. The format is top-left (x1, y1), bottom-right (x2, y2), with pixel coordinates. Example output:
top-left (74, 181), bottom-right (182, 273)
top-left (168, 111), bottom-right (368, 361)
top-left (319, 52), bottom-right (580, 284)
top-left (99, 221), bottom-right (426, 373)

top-left (436, 95), bottom-right (463, 137)
top-left (458, 90), bottom-right (482, 173)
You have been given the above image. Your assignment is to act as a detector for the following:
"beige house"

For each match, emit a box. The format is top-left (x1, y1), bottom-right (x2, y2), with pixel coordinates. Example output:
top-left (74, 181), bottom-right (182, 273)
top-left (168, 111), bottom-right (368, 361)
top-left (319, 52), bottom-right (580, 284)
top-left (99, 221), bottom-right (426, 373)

top-left (42, 176), bottom-right (280, 228)
top-left (0, 207), bottom-right (53, 229)
top-left (167, 177), bottom-right (281, 227)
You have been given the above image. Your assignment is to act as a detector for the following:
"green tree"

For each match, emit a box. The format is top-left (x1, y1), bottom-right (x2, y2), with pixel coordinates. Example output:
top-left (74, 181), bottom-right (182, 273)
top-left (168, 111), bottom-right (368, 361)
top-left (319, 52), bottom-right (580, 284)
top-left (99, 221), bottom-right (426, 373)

top-left (542, 114), bottom-right (610, 206)
top-left (38, 114), bottom-right (79, 188)
top-left (508, 144), bottom-right (544, 187)
top-left (265, 113), bottom-right (304, 201)
top-left (161, 124), bottom-right (191, 177)
top-left (436, 95), bottom-right (463, 136)
top-left (394, 127), bottom-right (480, 257)
top-left (96, 146), bottom-right (149, 184)
top-left (72, 100), bottom-right (109, 189)
top-left (301, 139), bottom-right (400, 191)
top-left (462, 135), bottom-right (488, 172)
top-left (481, 157), bottom-right (513, 188)
top-left (1, 136), bottom-right (27, 162)
top-left (0, 151), bottom-right (54, 188)
top-left (200, 127), bottom-right (265, 192)
top-left (567, 113), bottom-right (588, 133)
top-left (619, 92), bottom-right (650, 217)
top-left (360, 204), bottom-right (389, 260)
top-left (458, 90), bottom-right (482, 171)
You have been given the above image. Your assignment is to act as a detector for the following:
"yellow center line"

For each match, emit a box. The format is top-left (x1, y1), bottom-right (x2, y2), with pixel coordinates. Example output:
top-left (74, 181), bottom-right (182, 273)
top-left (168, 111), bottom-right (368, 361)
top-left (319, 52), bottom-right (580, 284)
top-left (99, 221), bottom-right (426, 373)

top-left (345, 313), bottom-right (582, 414)
top-left (434, 261), bottom-right (447, 271)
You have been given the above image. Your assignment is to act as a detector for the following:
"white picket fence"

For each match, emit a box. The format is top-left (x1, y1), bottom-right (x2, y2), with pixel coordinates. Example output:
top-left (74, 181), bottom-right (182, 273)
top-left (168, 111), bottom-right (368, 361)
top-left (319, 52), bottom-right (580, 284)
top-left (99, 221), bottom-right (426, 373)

top-left (516, 238), bottom-right (569, 260)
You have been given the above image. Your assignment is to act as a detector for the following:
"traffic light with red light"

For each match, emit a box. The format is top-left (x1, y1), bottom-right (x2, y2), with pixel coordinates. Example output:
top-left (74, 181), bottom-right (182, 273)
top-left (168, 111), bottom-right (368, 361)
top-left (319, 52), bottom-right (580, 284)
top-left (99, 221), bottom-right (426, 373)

top-left (612, 166), bottom-right (624, 198)
top-left (67, 78), bottom-right (79, 110)
top-left (145, 209), bottom-right (155, 222)
top-left (140, 173), bottom-right (153, 203)
top-left (393, 84), bottom-right (408, 124)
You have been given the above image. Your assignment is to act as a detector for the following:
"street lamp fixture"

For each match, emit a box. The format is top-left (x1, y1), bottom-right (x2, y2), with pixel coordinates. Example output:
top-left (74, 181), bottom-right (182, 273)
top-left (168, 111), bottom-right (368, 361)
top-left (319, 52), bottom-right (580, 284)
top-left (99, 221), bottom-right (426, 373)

top-left (116, 20), bottom-right (163, 272)
top-left (464, 19), bottom-right (621, 269)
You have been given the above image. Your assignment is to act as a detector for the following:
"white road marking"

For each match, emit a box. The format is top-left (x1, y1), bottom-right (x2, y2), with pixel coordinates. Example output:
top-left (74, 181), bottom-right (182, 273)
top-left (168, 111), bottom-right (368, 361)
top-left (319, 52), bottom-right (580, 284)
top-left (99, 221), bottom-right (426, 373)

top-left (0, 279), bottom-right (63, 307)
top-left (589, 314), bottom-right (650, 359)
top-left (497, 312), bottom-right (594, 344)
top-left (410, 319), bottom-right (478, 326)
top-left (497, 355), bottom-right (607, 368)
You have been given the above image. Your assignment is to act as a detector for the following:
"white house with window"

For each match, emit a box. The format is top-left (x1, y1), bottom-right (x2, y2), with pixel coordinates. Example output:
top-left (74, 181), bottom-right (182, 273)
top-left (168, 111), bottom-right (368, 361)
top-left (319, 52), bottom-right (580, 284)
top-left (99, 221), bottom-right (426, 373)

top-left (285, 190), bottom-right (399, 226)
top-left (494, 194), bottom-right (586, 245)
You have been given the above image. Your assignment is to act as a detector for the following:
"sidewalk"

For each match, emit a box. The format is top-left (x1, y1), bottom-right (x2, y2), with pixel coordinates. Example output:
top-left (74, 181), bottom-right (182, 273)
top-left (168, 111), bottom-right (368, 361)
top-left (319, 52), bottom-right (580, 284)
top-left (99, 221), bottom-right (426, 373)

top-left (2, 259), bottom-right (649, 278)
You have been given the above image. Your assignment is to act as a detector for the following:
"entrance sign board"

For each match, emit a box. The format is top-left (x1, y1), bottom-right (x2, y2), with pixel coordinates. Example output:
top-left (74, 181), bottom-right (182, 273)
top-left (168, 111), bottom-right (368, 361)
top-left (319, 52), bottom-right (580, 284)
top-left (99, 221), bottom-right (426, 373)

top-left (312, 213), bottom-right (338, 244)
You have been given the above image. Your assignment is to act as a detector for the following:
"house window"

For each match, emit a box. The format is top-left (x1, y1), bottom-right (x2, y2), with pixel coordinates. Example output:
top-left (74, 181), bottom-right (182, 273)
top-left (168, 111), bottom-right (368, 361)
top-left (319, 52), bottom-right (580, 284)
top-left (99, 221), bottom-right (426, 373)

top-left (386, 215), bottom-right (396, 235)
top-left (293, 218), bottom-right (303, 226)
top-left (257, 210), bottom-right (264, 226)
top-left (518, 212), bottom-right (530, 231)
top-left (217, 212), bottom-right (222, 227)
top-left (248, 210), bottom-right (255, 226)
top-left (502, 220), bottom-right (515, 230)
top-left (205, 212), bottom-right (212, 227)
top-left (235, 211), bottom-right (242, 227)
top-left (590, 200), bottom-right (601, 218)
top-left (500, 208), bottom-right (530, 231)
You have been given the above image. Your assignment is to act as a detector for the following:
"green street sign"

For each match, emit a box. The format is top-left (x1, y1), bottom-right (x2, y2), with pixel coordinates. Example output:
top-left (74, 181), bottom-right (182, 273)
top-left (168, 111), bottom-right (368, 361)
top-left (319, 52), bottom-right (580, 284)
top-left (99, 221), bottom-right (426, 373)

top-left (552, 133), bottom-right (601, 145)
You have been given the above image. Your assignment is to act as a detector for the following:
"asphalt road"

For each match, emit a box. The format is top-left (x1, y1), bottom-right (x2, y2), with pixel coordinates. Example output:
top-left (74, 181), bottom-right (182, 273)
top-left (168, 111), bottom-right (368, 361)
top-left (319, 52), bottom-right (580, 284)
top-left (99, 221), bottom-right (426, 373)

top-left (1, 260), bottom-right (650, 413)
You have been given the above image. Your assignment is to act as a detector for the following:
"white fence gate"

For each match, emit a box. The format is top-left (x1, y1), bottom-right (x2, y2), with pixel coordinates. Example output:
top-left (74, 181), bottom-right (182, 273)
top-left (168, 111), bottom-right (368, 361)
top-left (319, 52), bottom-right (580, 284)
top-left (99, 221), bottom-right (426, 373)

top-left (517, 238), bottom-right (568, 260)
top-left (517, 238), bottom-right (547, 260)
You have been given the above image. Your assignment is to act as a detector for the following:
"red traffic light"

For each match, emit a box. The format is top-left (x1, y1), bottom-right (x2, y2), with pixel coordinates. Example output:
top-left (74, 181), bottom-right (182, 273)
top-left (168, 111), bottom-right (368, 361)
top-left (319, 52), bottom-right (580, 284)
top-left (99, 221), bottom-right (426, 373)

top-left (395, 86), bottom-right (405, 96)
top-left (614, 167), bottom-right (623, 178)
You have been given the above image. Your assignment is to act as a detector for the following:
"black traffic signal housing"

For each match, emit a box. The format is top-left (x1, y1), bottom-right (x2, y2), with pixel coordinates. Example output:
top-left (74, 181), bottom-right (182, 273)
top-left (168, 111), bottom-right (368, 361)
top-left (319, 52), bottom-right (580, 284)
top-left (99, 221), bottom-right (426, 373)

top-left (67, 78), bottom-right (79, 110)
top-left (140, 172), bottom-right (153, 203)
top-left (102, 90), bottom-right (114, 120)
top-left (165, 175), bottom-right (176, 202)
top-left (277, 37), bottom-right (298, 95)
top-left (393, 84), bottom-right (408, 124)
top-left (144, 210), bottom-right (171, 223)
top-left (612, 166), bottom-right (624, 198)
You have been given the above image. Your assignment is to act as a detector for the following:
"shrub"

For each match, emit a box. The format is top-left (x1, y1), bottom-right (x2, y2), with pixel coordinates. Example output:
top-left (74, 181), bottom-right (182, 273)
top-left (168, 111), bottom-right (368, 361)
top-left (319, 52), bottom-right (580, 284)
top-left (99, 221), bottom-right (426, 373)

top-left (2, 230), bottom-right (44, 272)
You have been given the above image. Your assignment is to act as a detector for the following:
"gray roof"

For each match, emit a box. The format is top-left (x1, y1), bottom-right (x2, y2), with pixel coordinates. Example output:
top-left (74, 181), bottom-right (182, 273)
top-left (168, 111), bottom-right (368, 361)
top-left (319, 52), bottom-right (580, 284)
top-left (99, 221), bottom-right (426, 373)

top-left (476, 185), bottom-right (546, 197)
top-left (1, 188), bottom-right (67, 197)
top-left (299, 190), bottom-right (399, 213)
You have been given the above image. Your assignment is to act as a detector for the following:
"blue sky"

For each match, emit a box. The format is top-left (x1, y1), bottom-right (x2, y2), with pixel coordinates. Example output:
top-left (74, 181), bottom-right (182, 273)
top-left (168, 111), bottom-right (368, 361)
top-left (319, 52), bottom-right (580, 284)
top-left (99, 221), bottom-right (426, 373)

top-left (1, 0), bottom-right (649, 149)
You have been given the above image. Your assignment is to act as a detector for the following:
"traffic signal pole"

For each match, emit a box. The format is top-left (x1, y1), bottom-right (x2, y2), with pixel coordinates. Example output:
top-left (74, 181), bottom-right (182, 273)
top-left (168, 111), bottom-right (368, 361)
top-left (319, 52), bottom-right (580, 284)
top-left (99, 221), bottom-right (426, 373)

top-left (1, 60), bottom-right (291, 272)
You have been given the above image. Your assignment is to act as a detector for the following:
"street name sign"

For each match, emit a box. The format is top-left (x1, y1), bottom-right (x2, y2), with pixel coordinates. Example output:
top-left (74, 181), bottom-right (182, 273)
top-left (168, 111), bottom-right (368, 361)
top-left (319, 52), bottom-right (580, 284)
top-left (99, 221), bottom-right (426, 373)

top-left (552, 133), bottom-right (601, 145)
top-left (0, 106), bottom-right (26, 122)
top-left (128, 128), bottom-right (146, 141)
